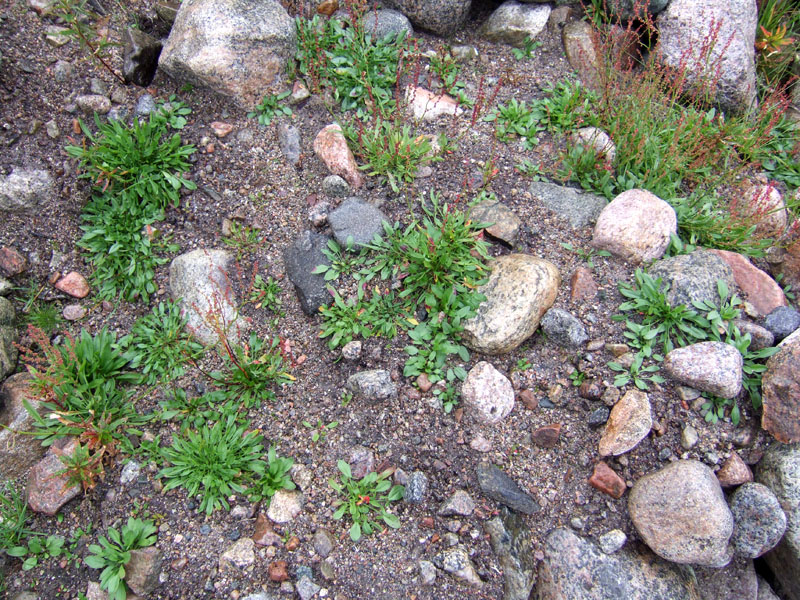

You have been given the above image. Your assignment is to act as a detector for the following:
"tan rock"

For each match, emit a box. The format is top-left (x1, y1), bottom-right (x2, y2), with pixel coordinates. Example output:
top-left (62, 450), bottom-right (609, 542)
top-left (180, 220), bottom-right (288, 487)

top-left (598, 390), bottom-right (652, 456)
top-left (716, 452), bottom-right (753, 488)
top-left (313, 124), bottom-right (363, 189)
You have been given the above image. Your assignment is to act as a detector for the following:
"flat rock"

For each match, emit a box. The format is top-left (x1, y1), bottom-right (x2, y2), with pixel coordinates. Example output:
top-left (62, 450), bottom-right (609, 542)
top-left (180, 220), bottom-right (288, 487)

top-left (125, 547), bottom-right (162, 596)
top-left (656, 0), bottom-right (757, 114)
top-left (540, 308), bottom-right (587, 348)
top-left (761, 336), bottom-right (800, 443)
top-left (313, 124), bottom-right (363, 188)
top-left (480, 1), bottom-right (551, 47)
top-left (628, 460), bottom-right (733, 567)
top-left (0, 167), bottom-right (54, 213)
top-left (529, 181), bottom-right (607, 229)
top-left (650, 250), bottom-right (736, 309)
top-left (122, 28), bottom-right (162, 87)
top-left (462, 254), bottom-right (560, 355)
top-left (592, 189), bottom-right (676, 263)
top-left (266, 489), bottom-right (303, 523)
top-left (346, 369), bottom-right (396, 401)
top-left (756, 443), bottom-right (800, 600)
top-left (570, 266), bottom-right (597, 302)
top-left (710, 250), bottom-right (785, 317)
top-left (663, 341), bottom-right (743, 399)
top-left (461, 361), bottom-right (515, 424)
top-left (763, 306), bottom-right (800, 343)
top-left (476, 462), bottom-right (539, 515)
top-left (433, 547), bottom-right (482, 587)
top-left (169, 249), bottom-right (248, 345)
top-left (26, 437), bottom-right (82, 515)
top-left (0, 297), bottom-right (18, 381)
top-left (158, 0), bottom-right (295, 109)
top-left (470, 200), bottom-right (522, 245)
top-left (284, 231), bottom-right (333, 316)
top-left (0, 374), bottom-right (47, 481)
top-left (484, 508), bottom-right (535, 600)
top-left (438, 490), bottom-right (475, 516)
top-left (537, 527), bottom-right (701, 600)
top-left (219, 537), bottom-right (255, 570)
top-left (730, 483), bottom-right (786, 559)
top-left (694, 556), bottom-right (757, 600)
top-left (55, 271), bottom-right (90, 298)
top-left (598, 390), bottom-right (652, 457)
top-left (405, 86), bottom-right (462, 121)
top-left (327, 197), bottom-right (388, 248)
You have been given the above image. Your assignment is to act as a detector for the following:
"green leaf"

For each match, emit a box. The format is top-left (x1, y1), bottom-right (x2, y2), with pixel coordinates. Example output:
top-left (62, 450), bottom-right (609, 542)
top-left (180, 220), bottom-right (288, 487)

top-left (349, 521), bottom-right (362, 542)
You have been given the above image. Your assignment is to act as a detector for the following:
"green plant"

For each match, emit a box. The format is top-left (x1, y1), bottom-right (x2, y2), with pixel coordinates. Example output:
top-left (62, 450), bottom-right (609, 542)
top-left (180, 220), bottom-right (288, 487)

top-left (560, 242), bottom-right (611, 269)
top-left (511, 36), bottom-right (543, 60)
top-left (159, 416), bottom-right (266, 514)
top-left (56, 442), bottom-right (105, 492)
top-left (318, 288), bottom-right (372, 349)
top-left (748, 114), bottom-right (800, 189)
top-left (345, 118), bottom-right (436, 193)
top-left (725, 326), bottom-right (781, 411)
top-left (53, 0), bottom-right (124, 83)
top-left (312, 238), bottom-right (364, 282)
top-left (302, 418), bottom-right (338, 443)
top-left (155, 94), bottom-right (192, 130)
top-left (484, 98), bottom-right (542, 149)
top-left (159, 388), bottom-right (237, 432)
top-left (222, 222), bottom-right (265, 260)
top-left (0, 483), bottom-right (32, 553)
top-left (8, 534), bottom-right (65, 571)
top-left (247, 274), bottom-right (284, 315)
top-left (250, 446), bottom-right (295, 504)
top-left (431, 367), bottom-right (466, 413)
top-left (122, 301), bottom-right (204, 385)
top-left (514, 358), bottom-right (532, 372)
top-left (532, 79), bottom-right (599, 133)
top-left (608, 352), bottom-right (665, 390)
top-left (429, 45), bottom-right (466, 96)
top-left (515, 158), bottom-right (545, 180)
top-left (247, 91), bottom-right (292, 126)
top-left (569, 369), bottom-right (586, 387)
top-left (25, 302), bottom-right (63, 335)
top-left (84, 518), bottom-right (157, 600)
top-left (755, 0), bottom-right (800, 94)
top-left (329, 460), bottom-right (404, 542)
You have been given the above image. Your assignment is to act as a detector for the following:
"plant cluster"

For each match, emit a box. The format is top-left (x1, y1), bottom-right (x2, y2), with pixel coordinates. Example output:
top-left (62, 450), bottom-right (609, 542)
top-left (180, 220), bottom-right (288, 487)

top-left (329, 460), bottom-right (404, 542)
top-left (755, 0), bottom-right (800, 95)
top-left (247, 91), bottom-right (292, 126)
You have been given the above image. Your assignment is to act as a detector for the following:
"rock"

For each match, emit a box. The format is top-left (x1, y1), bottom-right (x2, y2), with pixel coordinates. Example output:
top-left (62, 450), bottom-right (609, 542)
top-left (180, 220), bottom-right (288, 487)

top-left (76, 94), bottom-right (111, 115)
top-left (125, 547), bottom-right (162, 596)
top-left (656, 0), bottom-right (757, 115)
top-left (360, 9), bottom-right (413, 39)
top-left (740, 182), bottom-right (787, 239)
top-left (708, 250), bottom-right (785, 317)
top-left (433, 547), bottom-right (482, 587)
top-left (529, 181), bottom-right (607, 229)
top-left (53, 60), bottom-right (74, 82)
top-left (347, 445), bottom-right (374, 480)
top-left (598, 529), bottom-right (627, 554)
top-left (0, 374), bottom-right (47, 481)
top-left (219, 537), bottom-right (255, 570)
top-left (341, 340), bottom-right (361, 361)
top-left (681, 425), bottom-right (699, 450)
top-left (438, 490), bottom-right (475, 516)
top-left (405, 86), bottom-right (462, 121)
top-left (480, 1), bottom-right (551, 47)
top-left (346, 369), bottom-right (396, 401)
top-left (278, 123), bottom-right (301, 167)
top-left (562, 20), bottom-right (601, 89)
top-left (663, 341), bottom-right (743, 399)
top-left (54, 271), bottom-right (90, 298)
top-left (210, 122), bottom-right (234, 138)
top-left (730, 483), bottom-right (786, 559)
top-left (314, 124), bottom-right (362, 187)
top-left (587, 407), bottom-right (609, 429)
top-left (322, 175), bottom-right (349, 198)
top-left (761, 336), bottom-right (800, 443)
top-left (266, 489), bottom-right (303, 523)
top-left (284, 231), bottom-right (333, 316)
top-left (0, 297), bottom-right (17, 381)
top-left (461, 361), bottom-right (515, 424)
top-left (120, 460), bottom-right (141, 485)
top-left (570, 267), bottom-right (597, 302)
top-left (268, 560), bottom-right (289, 582)
top-left (462, 254), bottom-right (560, 355)
top-left (135, 93), bottom-right (157, 117)
top-left (650, 250), bottom-right (736, 309)
top-left (469, 199), bottom-right (522, 245)
top-left (0, 276), bottom-right (11, 296)
top-left (540, 308), bottom-right (587, 348)
top-left (592, 189), bottom-right (676, 263)
top-left (567, 127), bottom-right (616, 164)
top-left (418, 559), bottom-right (436, 585)
top-left (733, 319), bottom-right (775, 351)
top-left (757, 576), bottom-right (780, 600)
top-left (122, 28), bottom-right (162, 87)
top-left (62, 304), bottom-right (86, 321)
top-left (531, 423), bottom-right (561, 448)
top-left (381, 0), bottom-right (470, 36)
top-left (0, 167), bottom-right (54, 213)
top-left (763, 306), bottom-right (800, 343)
top-left (404, 471), bottom-right (428, 504)
top-left (756, 443), bottom-right (800, 600)
top-left (158, 0), bottom-right (295, 108)
top-left (484, 508), bottom-right (535, 600)
top-left (628, 460), bottom-right (734, 567)
top-left (716, 453), bottom-right (753, 488)
top-left (588, 462), bottom-right (626, 499)
top-left (169, 249), bottom-right (247, 345)
top-left (296, 576), bottom-right (320, 600)
top-left (607, 0), bottom-right (670, 20)
top-left (26, 437), bottom-right (82, 515)
top-left (537, 528), bottom-right (701, 600)
top-left (327, 197), bottom-right (388, 248)
top-left (598, 390), bottom-right (652, 457)
top-left (476, 462), bottom-right (539, 515)
top-left (252, 512), bottom-right (281, 546)
top-left (694, 556), bottom-right (758, 600)
top-left (312, 529), bottom-right (335, 558)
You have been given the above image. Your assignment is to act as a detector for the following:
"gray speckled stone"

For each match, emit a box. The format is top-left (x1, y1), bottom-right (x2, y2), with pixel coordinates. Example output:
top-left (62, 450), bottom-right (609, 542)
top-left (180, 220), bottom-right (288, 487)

top-left (764, 306), bottom-right (800, 342)
top-left (730, 483), bottom-right (786, 559)
top-left (327, 197), bottom-right (388, 248)
top-left (540, 308), bottom-right (587, 348)
top-left (663, 341), bottom-right (743, 399)
top-left (404, 471), bottom-right (428, 503)
top-left (650, 250), bottom-right (736, 309)
top-left (361, 9), bottom-right (413, 39)
top-left (529, 181), bottom-right (607, 229)
top-left (284, 231), bottom-right (333, 316)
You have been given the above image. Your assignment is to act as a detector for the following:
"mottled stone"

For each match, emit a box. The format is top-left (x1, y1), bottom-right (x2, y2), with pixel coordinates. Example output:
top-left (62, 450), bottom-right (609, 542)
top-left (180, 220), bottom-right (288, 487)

top-left (717, 453), bottom-right (753, 488)
top-left (219, 537), bottom-right (255, 570)
top-left (313, 124), bottom-right (363, 188)
top-left (476, 462), bottom-right (539, 515)
top-left (266, 490), bottom-right (303, 523)
top-left (26, 437), bottom-right (82, 515)
top-left (480, 1), bottom-right (551, 47)
top-left (122, 28), bottom-right (162, 87)
top-left (710, 250), bottom-right (786, 317)
top-left (438, 490), bottom-right (475, 516)
top-left (54, 271), bottom-right (90, 298)
top-left (461, 361), bottom-right (515, 424)
top-left (404, 471), bottom-right (428, 504)
top-left (125, 547), bottom-right (162, 596)
top-left (663, 341), bottom-right (743, 399)
top-left (730, 483), bottom-right (786, 559)
top-left (570, 267), bottom-right (597, 302)
top-left (470, 200), bottom-right (522, 245)
top-left (589, 462), bottom-right (626, 499)
top-left (694, 557), bottom-right (758, 600)
top-left (76, 94), bottom-right (111, 115)
top-left (761, 337), bottom-right (800, 443)
top-left (484, 508), bottom-right (535, 600)
top-left (284, 231), bottom-right (333, 316)
top-left (598, 390), bottom-right (652, 457)
top-left (327, 197), bottom-right (388, 248)
top-left (764, 306), bottom-right (800, 343)
top-left (433, 547), bottom-right (482, 587)
top-left (381, 0), bottom-right (471, 36)
top-left (529, 181), bottom-right (607, 229)
top-left (540, 308), bottom-right (587, 348)
top-left (346, 369), bottom-right (397, 401)
top-left (562, 20), bottom-right (600, 89)
top-left (0, 374), bottom-right (46, 481)
top-left (0, 167), bottom-right (54, 213)
top-left (650, 250), bottom-right (736, 309)
top-left (405, 86), bottom-right (462, 121)
top-left (531, 423), bottom-right (561, 448)
top-left (360, 8), bottom-right (413, 40)
top-left (568, 127), bottom-right (616, 163)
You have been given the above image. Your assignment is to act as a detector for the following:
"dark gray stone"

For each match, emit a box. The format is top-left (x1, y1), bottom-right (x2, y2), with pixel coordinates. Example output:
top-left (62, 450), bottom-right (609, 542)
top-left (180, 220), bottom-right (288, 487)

top-left (484, 507), bottom-right (536, 600)
top-left (730, 483), bottom-right (786, 559)
top-left (381, 0), bottom-right (471, 36)
top-left (476, 462), bottom-right (539, 515)
top-left (537, 528), bottom-right (701, 600)
top-left (529, 181), bottom-right (607, 229)
top-left (607, 0), bottom-right (670, 20)
top-left (0, 297), bottom-right (17, 380)
top-left (587, 407), bottom-right (610, 429)
top-left (346, 369), bottom-right (397, 401)
top-left (763, 306), bottom-right (800, 342)
top-left (327, 197), bottom-right (388, 248)
top-left (361, 9), bottom-right (413, 40)
top-left (278, 123), bottom-right (301, 167)
top-left (284, 231), bottom-right (333, 316)
top-left (649, 250), bottom-right (736, 309)
top-left (540, 308), bottom-right (588, 348)
top-left (404, 471), bottom-right (428, 504)
top-left (694, 556), bottom-right (758, 600)
top-left (122, 28), bottom-right (162, 87)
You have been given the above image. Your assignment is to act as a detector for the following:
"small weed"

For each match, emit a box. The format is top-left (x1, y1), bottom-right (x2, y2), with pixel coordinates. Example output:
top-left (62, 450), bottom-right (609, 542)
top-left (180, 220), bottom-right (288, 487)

top-left (159, 388), bottom-right (237, 432)
top-left (429, 45), bottom-right (466, 96)
top-left (569, 369), bottom-right (586, 387)
top-left (302, 418), bottom-right (338, 443)
top-left (249, 446), bottom-right (295, 505)
top-left (484, 98), bottom-right (542, 149)
top-left (247, 274), bottom-right (284, 315)
top-left (155, 94), bottom-right (192, 130)
top-left (222, 222), bottom-right (265, 260)
top-left (0, 482), bottom-right (33, 552)
top-left (247, 91), bottom-right (292, 126)
top-left (511, 36), bottom-right (542, 60)
top-left (515, 158), bottom-right (545, 180)
top-left (560, 242), bottom-right (611, 269)
top-left (608, 352), bottom-right (665, 390)
top-left (319, 288), bottom-right (372, 350)
top-left (513, 358), bottom-right (532, 372)
top-left (8, 534), bottom-right (65, 571)
top-left (56, 442), bottom-right (105, 492)
top-left (312, 238), bottom-right (364, 282)
top-left (25, 303), bottom-right (63, 335)
top-left (432, 367), bottom-right (465, 413)
top-left (329, 460), bottom-right (404, 542)
top-left (85, 518), bottom-right (157, 600)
